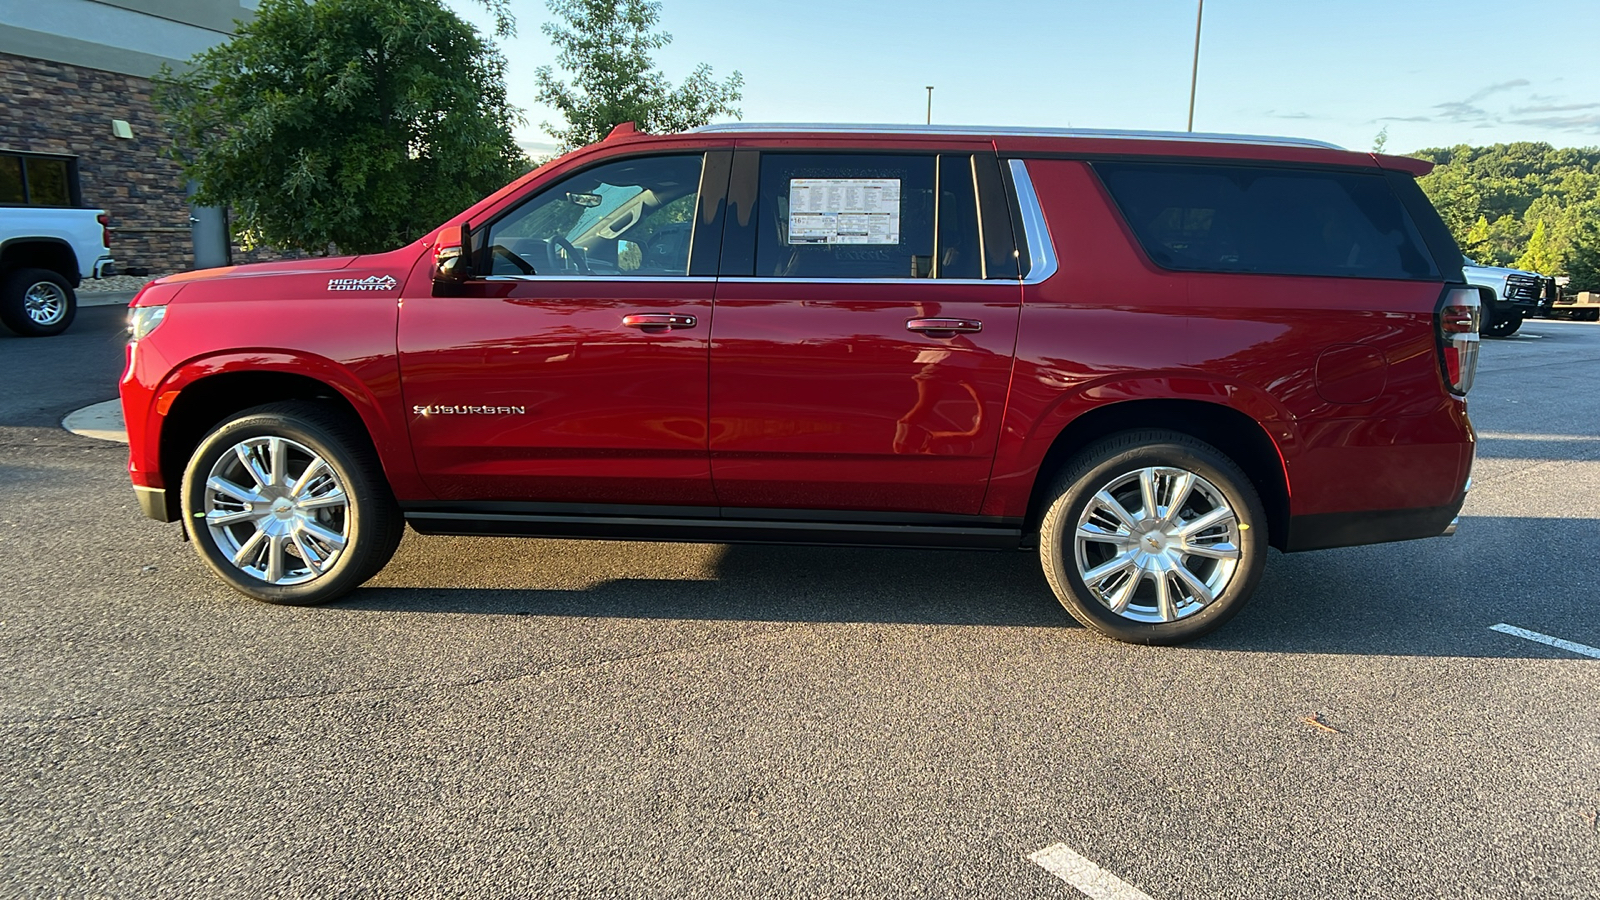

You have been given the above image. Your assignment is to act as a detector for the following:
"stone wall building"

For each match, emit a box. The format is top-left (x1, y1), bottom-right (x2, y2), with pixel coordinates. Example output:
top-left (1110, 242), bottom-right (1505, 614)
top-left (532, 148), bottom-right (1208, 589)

top-left (0, 0), bottom-right (256, 275)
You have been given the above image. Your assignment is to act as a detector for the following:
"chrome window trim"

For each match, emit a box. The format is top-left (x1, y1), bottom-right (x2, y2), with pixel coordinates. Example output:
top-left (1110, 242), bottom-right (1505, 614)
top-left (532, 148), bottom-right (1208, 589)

top-left (715, 277), bottom-right (1004, 286)
top-left (484, 275), bottom-right (717, 284)
top-left (482, 275), bottom-right (1010, 286)
top-left (1008, 159), bottom-right (1058, 286)
top-left (687, 123), bottom-right (1344, 151)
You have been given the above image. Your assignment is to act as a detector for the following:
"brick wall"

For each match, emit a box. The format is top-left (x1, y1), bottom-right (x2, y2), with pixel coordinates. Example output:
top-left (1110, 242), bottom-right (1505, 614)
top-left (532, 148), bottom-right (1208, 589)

top-left (0, 52), bottom-right (194, 274)
top-left (0, 52), bottom-right (312, 275)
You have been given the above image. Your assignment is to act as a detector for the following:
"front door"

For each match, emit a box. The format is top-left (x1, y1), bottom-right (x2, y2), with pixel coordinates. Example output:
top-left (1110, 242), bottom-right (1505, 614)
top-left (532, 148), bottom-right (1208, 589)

top-left (708, 149), bottom-right (1022, 515)
top-left (399, 152), bottom-right (725, 506)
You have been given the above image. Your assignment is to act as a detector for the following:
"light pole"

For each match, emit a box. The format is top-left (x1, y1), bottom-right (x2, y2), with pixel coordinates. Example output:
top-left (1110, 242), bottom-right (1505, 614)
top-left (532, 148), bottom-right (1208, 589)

top-left (926, 86), bottom-right (934, 125)
top-left (1186, 0), bottom-right (1203, 132)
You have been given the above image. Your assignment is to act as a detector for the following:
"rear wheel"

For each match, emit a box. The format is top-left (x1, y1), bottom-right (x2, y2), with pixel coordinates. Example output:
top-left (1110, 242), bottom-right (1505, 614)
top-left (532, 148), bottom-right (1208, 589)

top-left (0, 267), bottom-right (76, 337)
top-left (180, 402), bottom-right (403, 605)
top-left (1038, 430), bottom-right (1268, 645)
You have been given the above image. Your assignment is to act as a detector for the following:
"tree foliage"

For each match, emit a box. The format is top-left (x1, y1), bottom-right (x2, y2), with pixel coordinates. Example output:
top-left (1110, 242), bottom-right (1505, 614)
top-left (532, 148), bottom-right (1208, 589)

top-left (1413, 142), bottom-right (1600, 275)
top-left (156, 0), bottom-right (526, 255)
top-left (534, 0), bottom-right (743, 152)
top-left (1567, 224), bottom-right (1600, 293)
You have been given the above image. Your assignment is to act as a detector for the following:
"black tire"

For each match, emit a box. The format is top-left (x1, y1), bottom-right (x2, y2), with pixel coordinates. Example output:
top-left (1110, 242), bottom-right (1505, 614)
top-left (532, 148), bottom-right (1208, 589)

top-left (0, 267), bottom-right (77, 337)
top-left (1038, 429), bottom-right (1269, 645)
top-left (1483, 307), bottom-right (1522, 337)
top-left (180, 401), bottom-right (403, 605)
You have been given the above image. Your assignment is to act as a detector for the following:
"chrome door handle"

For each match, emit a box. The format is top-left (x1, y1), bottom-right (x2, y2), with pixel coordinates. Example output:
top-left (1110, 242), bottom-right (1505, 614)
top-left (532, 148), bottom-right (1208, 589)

top-left (622, 313), bottom-right (697, 331)
top-left (906, 317), bottom-right (982, 336)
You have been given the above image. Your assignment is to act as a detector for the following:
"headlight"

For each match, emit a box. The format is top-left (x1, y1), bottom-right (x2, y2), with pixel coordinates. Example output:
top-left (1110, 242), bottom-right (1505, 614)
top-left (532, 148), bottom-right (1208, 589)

top-left (127, 305), bottom-right (167, 341)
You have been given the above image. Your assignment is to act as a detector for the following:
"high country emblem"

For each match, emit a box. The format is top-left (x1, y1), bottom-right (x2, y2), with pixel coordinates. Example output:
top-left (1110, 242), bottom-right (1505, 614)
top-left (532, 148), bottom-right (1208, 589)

top-left (414, 404), bottom-right (528, 416)
top-left (328, 274), bottom-right (398, 291)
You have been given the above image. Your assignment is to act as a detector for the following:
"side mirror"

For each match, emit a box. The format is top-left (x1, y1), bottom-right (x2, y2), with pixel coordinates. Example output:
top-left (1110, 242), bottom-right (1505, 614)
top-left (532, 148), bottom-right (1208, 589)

top-left (432, 222), bottom-right (474, 295)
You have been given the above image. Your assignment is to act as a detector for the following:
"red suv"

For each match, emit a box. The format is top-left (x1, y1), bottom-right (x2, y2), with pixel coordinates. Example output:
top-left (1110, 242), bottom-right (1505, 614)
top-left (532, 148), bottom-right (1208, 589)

top-left (120, 124), bottom-right (1479, 644)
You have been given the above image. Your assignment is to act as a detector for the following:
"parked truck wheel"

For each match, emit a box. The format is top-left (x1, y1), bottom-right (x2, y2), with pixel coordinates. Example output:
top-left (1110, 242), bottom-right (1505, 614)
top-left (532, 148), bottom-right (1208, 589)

top-left (1482, 307), bottom-right (1522, 337)
top-left (0, 268), bottom-right (77, 337)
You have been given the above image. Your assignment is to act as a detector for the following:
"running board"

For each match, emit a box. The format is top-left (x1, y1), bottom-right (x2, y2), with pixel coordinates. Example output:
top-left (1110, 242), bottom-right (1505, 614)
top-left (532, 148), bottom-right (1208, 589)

top-left (403, 505), bottom-right (1024, 550)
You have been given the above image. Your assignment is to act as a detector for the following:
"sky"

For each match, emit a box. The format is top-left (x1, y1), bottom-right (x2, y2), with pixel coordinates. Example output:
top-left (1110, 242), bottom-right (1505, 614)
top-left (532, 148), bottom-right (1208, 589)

top-left (441, 0), bottom-right (1600, 157)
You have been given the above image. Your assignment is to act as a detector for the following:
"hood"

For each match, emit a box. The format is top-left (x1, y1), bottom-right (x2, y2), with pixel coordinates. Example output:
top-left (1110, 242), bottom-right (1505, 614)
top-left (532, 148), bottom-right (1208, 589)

top-left (153, 255), bottom-right (358, 287)
top-left (1463, 260), bottom-right (1539, 279)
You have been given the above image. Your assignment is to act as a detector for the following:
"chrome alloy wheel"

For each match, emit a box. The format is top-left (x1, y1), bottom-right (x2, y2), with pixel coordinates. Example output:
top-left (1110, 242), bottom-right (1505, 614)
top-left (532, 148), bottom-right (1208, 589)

top-left (1073, 466), bottom-right (1243, 624)
top-left (23, 281), bottom-right (67, 326)
top-left (203, 436), bottom-right (350, 585)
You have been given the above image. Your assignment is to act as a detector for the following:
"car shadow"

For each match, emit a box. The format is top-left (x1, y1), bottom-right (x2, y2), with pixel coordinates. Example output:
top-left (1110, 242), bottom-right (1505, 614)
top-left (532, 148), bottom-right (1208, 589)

top-left (338, 515), bottom-right (1599, 659)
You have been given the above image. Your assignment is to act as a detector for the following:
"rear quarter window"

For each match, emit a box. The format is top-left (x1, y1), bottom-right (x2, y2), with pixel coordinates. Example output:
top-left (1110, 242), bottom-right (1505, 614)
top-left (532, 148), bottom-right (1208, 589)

top-left (1094, 162), bottom-right (1439, 280)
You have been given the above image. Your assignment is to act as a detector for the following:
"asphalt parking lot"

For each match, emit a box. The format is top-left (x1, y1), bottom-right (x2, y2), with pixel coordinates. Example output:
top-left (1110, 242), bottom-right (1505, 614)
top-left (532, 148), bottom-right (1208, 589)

top-left (1, 306), bottom-right (1596, 899)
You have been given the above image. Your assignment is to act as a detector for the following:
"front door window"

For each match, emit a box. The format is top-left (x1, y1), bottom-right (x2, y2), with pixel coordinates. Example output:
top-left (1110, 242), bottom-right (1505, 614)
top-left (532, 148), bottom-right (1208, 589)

top-left (484, 155), bottom-right (704, 278)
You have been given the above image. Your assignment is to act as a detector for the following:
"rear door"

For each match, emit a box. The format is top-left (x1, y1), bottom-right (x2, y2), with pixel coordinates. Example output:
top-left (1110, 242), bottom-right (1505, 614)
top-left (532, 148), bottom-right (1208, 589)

top-left (398, 151), bottom-right (728, 505)
top-left (708, 145), bottom-right (1022, 515)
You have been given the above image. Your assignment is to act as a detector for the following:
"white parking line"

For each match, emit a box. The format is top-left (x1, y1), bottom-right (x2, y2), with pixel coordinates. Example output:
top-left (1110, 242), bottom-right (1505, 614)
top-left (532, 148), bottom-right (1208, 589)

top-left (1477, 431), bottom-right (1600, 441)
top-left (1490, 623), bottom-right (1600, 659)
top-left (1029, 844), bottom-right (1155, 900)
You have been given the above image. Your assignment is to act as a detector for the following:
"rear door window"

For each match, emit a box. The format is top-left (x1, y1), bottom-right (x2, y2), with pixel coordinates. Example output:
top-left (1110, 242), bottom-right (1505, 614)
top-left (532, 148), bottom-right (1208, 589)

top-left (754, 154), bottom-right (936, 279)
top-left (1095, 162), bottom-right (1439, 280)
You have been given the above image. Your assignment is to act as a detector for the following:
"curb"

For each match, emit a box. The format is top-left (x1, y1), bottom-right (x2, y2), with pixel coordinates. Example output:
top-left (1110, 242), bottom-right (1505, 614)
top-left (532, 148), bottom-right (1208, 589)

top-left (63, 399), bottom-right (128, 443)
top-left (77, 291), bottom-right (138, 309)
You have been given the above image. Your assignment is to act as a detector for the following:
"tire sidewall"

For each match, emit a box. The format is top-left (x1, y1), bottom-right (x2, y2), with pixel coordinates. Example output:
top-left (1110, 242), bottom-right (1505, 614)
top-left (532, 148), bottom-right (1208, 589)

top-left (181, 409), bottom-right (377, 605)
top-left (1040, 436), bottom-right (1268, 644)
top-left (2, 268), bottom-right (77, 337)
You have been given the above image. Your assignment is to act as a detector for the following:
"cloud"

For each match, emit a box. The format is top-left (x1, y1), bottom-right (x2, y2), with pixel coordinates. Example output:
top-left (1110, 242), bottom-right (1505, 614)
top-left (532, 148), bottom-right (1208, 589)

top-left (1375, 79), bottom-right (1600, 137)
top-left (1463, 79), bottom-right (1531, 104)
top-left (1263, 109), bottom-right (1314, 119)
top-left (1432, 100), bottom-right (1488, 123)
top-left (517, 138), bottom-right (560, 156)
top-left (1505, 114), bottom-right (1600, 133)
top-left (1509, 102), bottom-right (1600, 115)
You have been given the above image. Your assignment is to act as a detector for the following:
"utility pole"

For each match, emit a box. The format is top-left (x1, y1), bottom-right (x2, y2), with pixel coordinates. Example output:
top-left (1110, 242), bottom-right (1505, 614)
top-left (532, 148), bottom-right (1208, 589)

top-left (926, 86), bottom-right (934, 125)
top-left (1186, 0), bottom-right (1204, 132)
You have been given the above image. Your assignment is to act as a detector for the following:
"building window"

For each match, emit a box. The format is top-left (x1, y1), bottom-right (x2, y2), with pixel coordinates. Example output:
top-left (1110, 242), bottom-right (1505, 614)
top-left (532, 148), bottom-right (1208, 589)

top-left (0, 152), bottom-right (82, 207)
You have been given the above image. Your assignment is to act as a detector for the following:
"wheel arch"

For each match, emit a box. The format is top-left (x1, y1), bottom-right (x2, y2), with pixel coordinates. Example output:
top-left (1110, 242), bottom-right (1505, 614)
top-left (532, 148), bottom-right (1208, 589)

top-left (153, 363), bottom-right (402, 521)
top-left (0, 238), bottom-right (81, 286)
top-left (1023, 398), bottom-right (1292, 551)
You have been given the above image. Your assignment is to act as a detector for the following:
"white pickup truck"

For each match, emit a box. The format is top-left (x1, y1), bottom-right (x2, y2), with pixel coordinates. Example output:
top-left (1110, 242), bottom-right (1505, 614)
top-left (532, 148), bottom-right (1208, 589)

top-left (1463, 257), bottom-right (1545, 338)
top-left (0, 207), bottom-right (113, 336)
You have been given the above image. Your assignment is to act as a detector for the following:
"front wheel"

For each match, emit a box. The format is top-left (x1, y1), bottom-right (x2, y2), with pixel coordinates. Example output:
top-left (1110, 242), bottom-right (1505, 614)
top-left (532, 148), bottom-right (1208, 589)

top-left (1483, 307), bottom-right (1523, 337)
top-left (180, 402), bottom-right (403, 605)
top-left (1038, 430), bottom-right (1268, 645)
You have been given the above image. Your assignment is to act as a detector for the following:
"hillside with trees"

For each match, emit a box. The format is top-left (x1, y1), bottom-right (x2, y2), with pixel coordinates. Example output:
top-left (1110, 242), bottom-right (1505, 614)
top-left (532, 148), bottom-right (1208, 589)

top-left (1412, 143), bottom-right (1600, 288)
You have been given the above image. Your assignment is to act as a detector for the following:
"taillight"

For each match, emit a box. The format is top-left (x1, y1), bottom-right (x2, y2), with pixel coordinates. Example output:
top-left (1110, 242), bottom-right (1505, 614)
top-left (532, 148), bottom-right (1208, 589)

top-left (97, 213), bottom-right (111, 250)
top-left (1437, 287), bottom-right (1480, 395)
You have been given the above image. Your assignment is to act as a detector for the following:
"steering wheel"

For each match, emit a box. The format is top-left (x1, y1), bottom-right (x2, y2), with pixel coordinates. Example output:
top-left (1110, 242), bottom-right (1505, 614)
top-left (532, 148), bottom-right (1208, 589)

top-left (491, 245), bottom-right (536, 275)
top-left (546, 236), bottom-right (591, 275)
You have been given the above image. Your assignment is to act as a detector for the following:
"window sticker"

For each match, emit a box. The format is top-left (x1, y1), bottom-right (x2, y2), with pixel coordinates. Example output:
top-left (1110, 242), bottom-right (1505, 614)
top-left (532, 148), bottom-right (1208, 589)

top-left (787, 178), bottom-right (900, 245)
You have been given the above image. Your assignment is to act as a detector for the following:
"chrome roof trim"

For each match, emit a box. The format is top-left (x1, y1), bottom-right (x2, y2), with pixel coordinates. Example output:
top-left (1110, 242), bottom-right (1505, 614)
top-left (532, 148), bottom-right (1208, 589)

top-left (687, 123), bottom-right (1345, 151)
top-left (1009, 160), bottom-right (1058, 286)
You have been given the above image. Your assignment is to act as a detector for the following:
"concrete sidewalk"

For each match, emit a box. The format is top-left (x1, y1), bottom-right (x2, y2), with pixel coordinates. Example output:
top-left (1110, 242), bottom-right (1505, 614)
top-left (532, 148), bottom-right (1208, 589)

top-left (78, 290), bottom-right (138, 308)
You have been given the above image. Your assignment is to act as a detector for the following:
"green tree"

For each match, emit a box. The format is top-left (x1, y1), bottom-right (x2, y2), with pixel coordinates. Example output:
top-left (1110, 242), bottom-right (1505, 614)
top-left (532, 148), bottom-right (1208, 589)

top-left (1372, 125), bottom-right (1388, 154)
top-left (1515, 220), bottom-right (1560, 274)
top-left (1463, 214), bottom-right (1491, 261)
top-left (156, 0), bottom-right (526, 255)
top-left (1413, 142), bottom-right (1600, 275)
top-left (1566, 224), bottom-right (1600, 293)
top-left (534, 0), bottom-right (743, 151)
